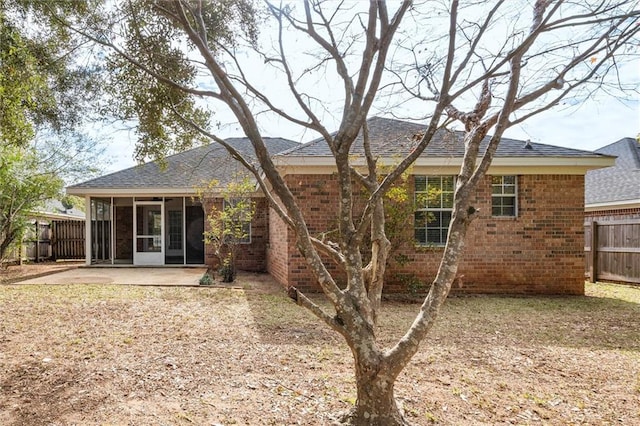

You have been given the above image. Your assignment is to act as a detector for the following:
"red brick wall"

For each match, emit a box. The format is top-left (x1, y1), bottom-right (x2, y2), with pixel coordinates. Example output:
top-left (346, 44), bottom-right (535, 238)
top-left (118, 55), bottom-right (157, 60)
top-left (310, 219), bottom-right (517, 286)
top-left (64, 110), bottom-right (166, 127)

top-left (114, 206), bottom-right (133, 261)
top-left (275, 173), bottom-right (586, 295)
top-left (388, 175), bottom-right (585, 294)
top-left (266, 204), bottom-right (289, 286)
top-left (280, 174), bottom-right (348, 292)
top-left (203, 197), bottom-right (269, 272)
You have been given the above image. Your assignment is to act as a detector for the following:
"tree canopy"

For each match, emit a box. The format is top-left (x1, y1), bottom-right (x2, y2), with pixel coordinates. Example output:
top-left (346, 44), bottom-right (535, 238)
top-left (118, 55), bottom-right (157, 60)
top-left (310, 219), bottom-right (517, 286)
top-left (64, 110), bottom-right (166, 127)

top-left (1, 1), bottom-right (107, 263)
top-left (1, 1), bottom-right (101, 147)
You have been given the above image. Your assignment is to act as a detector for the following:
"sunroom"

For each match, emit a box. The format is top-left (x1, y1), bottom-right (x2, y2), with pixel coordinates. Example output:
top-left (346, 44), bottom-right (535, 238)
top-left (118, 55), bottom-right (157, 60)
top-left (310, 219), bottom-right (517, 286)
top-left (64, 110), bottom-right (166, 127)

top-left (85, 195), bottom-right (204, 266)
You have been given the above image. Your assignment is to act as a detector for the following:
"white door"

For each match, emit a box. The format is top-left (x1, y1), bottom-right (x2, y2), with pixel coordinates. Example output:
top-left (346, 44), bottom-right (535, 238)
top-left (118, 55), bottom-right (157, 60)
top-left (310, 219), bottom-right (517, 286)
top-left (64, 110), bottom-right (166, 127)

top-left (133, 202), bottom-right (164, 265)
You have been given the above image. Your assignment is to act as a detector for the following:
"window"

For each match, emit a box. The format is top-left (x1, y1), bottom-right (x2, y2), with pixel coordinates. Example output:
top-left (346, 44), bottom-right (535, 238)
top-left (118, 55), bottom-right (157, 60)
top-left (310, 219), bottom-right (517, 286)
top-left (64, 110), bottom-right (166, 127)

top-left (414, 176), bottom-right (454, 245)
top-left (223, 198), bottom-right (252, 244)
top-left (491, 175), bottom-right (517, 217)
top-left (168, 210), bottom-right (182, 250)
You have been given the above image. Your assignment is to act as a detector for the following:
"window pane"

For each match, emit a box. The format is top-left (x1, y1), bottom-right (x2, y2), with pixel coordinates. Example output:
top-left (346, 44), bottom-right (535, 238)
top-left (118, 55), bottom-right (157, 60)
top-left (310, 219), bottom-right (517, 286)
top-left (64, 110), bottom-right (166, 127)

top-left (136, 237), bottom-right (161, 252)
top-left (414, 228), bottom-right (426, 244)
top-left (427, 176), bottom-right (441, 189)
top-left (491, 176), bottom-right (517, 217)
top-left (430, 212), bottom-right (442, 227)
top-left (502, 197), bottom-right (515, 208)
top-left (427, 229), bottom-right (441, 244)
top-left (442, 192), bottom-right (454, 208)
top-left (414, 176), bottom-right (426, 192)
top-left (442, 176), bottom-right (454, 192)
top-left (168, 210), bottom-right (182, 250)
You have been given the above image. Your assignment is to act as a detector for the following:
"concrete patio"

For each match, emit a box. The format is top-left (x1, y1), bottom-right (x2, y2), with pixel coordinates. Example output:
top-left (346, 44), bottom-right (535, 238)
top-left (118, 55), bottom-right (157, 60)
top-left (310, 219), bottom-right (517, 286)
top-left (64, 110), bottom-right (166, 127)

top-left (15, 267), bottom-right (207, 286)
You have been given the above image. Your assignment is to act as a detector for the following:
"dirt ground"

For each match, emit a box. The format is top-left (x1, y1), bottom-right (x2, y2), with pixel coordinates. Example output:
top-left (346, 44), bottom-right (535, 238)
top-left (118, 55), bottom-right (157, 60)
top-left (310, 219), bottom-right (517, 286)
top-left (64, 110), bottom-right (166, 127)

top-left (0, 261), bottom-right (82, 284)
top-left (1, 266), bottom-right (639, 425)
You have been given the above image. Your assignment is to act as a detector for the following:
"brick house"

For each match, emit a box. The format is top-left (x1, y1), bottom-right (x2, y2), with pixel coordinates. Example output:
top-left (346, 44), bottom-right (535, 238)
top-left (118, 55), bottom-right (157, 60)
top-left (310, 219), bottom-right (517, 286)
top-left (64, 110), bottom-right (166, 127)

top-left (585, 137), bottom-right (640, 221)
top-left (67, 117), bottom-right (614, 294)
top-left (583, 138), bottom-right (640, 284)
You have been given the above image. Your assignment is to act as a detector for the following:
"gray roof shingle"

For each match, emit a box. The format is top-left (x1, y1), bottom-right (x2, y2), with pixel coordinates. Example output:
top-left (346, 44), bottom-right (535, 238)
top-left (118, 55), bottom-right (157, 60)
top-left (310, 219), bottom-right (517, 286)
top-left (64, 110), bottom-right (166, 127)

top-left (70, 117), bottom-right (611, 194)
top-left (68, 137), bottom-right (299, 190)
top-left (585, 137), bottom-right (640, 205)
top-left (278, 116), bottom-right (605, 158)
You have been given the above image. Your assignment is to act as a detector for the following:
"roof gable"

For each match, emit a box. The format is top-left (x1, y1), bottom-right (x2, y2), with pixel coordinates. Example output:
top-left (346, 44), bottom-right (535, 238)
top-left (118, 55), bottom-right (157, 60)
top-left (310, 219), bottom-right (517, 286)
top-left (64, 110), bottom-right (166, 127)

top-left (278, 116), bottom-right (603, 159)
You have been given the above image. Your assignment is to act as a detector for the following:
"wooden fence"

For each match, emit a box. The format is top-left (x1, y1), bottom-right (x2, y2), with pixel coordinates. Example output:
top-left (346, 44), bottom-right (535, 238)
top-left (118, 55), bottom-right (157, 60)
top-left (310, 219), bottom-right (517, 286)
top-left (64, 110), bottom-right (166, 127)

top-left (51, 220), bottom-right (85, 260)
top-left (585, 219), bottom-right (640, 284)
top-left (25, 221), bottom-right (52, 262)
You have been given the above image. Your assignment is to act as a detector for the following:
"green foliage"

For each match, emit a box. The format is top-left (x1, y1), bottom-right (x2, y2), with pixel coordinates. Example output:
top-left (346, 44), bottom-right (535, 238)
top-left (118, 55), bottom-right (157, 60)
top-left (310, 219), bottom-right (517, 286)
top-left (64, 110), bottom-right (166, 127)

top-left (197, 175), bottom-right (256, 283)
top-left (199, 271), bottom-right (214, 286)
top-left (1, 2), bottom-right (104, 263)
top-left (218, 259), bottom-right (235, 283)
top-left (96, 0), bottom-right (260, 163)
top-left (0, 145), bottom-right (63, 262)
top-left (379, 170), bottom-right (441, 260)
top-left (396, 273), bottom-right (428, 294)
top-left (1, 2), bottom-right (101, 148)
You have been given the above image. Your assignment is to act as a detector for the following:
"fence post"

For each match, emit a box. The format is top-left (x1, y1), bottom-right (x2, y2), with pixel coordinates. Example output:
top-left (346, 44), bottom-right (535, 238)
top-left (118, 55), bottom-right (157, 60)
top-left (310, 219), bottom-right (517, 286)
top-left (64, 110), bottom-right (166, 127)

top-left (35, 220), bottom-right (40, 263)
top-left (589, 221), bottom-right (598, 283)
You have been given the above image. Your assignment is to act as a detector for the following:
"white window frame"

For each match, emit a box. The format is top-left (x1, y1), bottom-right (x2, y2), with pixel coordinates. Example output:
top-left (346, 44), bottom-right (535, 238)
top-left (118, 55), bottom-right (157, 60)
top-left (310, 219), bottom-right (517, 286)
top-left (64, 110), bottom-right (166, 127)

top-left (414, 175), bottom-right (455, 246)
top-left (491, 175), bottom-right (518, 217)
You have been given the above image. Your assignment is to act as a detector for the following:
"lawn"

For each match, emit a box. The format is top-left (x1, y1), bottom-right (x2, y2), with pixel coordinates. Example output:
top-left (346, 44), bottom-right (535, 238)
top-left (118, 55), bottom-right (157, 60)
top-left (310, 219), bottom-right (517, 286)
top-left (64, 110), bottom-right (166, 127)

top-left (1, 276), bottom-right (639, 425)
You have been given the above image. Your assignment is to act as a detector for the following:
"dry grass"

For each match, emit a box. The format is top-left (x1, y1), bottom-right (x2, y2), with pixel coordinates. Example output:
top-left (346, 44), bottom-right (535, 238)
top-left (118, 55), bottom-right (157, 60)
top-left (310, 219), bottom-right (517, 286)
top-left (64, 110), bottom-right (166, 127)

top-left (1, 276), bottom-right (639, 425)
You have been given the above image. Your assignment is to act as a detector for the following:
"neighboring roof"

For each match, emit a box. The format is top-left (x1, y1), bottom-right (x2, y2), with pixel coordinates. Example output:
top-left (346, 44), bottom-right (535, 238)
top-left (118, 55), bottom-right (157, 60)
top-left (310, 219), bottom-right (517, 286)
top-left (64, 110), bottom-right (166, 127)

top-left (278, 116), bottom-right (607, 159)
top-left (30, 199), bottom-right (85, 221)
top-left (585, 137), bottom-right (640, 208)
top-left (67, 137), bottom-right (298, 194)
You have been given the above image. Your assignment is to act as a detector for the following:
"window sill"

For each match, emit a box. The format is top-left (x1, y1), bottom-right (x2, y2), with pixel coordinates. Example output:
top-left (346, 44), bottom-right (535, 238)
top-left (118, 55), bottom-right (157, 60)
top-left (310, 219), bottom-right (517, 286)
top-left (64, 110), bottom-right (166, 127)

top-left (413, 243), bottom-right (446, 250)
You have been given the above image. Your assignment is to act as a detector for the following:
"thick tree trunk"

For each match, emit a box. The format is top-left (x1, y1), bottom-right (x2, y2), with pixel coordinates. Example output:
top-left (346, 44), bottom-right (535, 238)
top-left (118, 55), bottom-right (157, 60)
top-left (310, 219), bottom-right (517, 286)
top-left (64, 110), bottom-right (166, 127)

top-left (341, 367), bottom-right (408, 426)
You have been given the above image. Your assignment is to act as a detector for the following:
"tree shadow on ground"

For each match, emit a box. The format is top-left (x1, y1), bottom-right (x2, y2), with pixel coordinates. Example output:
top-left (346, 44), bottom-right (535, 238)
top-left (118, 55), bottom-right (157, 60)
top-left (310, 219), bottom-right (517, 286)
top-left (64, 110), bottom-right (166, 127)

top-left (239, 273), bottom-right (640, 353)
top-left (0, 359), bottom-right (109, 426)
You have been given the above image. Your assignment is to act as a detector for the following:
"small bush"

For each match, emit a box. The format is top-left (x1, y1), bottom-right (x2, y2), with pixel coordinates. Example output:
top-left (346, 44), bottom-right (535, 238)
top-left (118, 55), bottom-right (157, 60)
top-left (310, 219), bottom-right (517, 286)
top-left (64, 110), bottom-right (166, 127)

top-left (199, 272), bottom-right (214, 286)
top-left (219, 261), bottom-right (234, 283)
top-left (397, 273), bottom-right (426, 294)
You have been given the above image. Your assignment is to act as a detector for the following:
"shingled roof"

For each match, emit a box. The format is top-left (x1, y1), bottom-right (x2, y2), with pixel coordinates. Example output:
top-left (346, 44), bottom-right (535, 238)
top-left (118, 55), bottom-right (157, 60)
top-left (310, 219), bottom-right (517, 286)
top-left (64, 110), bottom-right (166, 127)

top-left (278, 116), bottom-right (606, 159)
top-left (585, 137), bottom-right (640, 206)
top-left (67, 137), bottom-right (298, 192)
top-left (69, 117), bottom-right (612, 195)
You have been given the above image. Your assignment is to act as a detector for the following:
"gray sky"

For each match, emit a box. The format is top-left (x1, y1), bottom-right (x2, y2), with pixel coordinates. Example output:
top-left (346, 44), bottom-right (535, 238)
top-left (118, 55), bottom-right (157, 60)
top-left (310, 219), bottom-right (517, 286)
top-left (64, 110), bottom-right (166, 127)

top-left (102, 85), bottom-right (638, 174)
top-left (98, 2), bottom-right (640, 174)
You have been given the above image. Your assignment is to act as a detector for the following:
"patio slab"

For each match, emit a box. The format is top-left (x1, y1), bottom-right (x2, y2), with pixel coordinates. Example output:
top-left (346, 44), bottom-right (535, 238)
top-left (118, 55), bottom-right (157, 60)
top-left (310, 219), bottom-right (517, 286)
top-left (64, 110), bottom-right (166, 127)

top-left (14, 267), bottom-right (207, 286)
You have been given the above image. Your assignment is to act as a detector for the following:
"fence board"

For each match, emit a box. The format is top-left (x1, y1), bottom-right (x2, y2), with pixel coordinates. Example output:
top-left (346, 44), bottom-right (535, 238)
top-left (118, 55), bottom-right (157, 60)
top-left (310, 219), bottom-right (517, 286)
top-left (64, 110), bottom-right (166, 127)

top-left (23, 222), bottom-right (51, 262)
top-left (52, 220), bottom-right (85, 260)
top-left (585, 219), bottom-right (640, 284)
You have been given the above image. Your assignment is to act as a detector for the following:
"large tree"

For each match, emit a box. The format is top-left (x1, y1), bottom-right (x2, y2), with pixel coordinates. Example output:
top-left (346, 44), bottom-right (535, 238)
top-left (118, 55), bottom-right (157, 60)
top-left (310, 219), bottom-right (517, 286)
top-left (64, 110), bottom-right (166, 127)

top-left (53, 1), bottom-right (639, 424)
top-left (1, 1), bottom-right (106, 263)
top-left (1, 1), bottom-right (101, 148)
